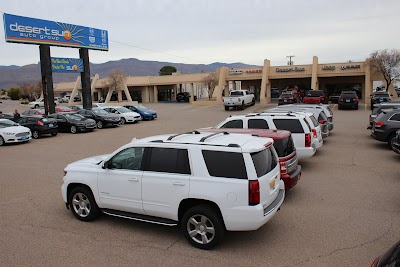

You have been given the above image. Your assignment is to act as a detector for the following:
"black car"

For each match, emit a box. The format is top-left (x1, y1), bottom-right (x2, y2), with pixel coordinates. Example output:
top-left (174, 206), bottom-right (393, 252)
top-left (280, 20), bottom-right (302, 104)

top-left (338, 91), bottom-right (359, 110)
top-left (371, 239), bottom-right (400, 267)
top-left (77, 108), bottom-right (121, 128)
top-left (368, 103), bottom-right (400, 129)
top-left (176, 92), bottom-right (191, 102)
top-left (371, 92), bottom-right (392, 109)
top-left (371, 109), bottom-right (400, 149)
top-left (392, 129), bottom-right (400, 154)
top-left (49, 113), bottom-right (96, 134)
top-left (17, 116), bottom-right (58, 139)
top-left (0, 112), bottom-right (17, 121)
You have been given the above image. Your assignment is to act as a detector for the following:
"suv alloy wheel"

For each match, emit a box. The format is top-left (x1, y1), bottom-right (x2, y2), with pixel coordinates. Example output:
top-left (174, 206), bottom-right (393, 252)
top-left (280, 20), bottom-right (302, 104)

top-left (69, 186), bottom-right (100, 222)
top-left (181, 205), bottom-right (225, 250)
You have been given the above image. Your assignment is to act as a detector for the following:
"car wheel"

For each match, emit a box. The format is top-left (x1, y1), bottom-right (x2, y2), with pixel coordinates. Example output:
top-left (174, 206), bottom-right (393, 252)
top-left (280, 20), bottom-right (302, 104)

top-left (51, 131), bottom-right (58, 136)
top-left (120, 118), bottom-right (126, 125)
top-left (32, 130), bottom-right (40, 139)
top-left (96, 121), bottom-right (103, 129)
top-left (181, 205), bottom-right (224, 250)
top-left (388, 134), bottom-right (396, 148)
top-left (70, 125), bottom-right (77, 134)
top-left (69, 186), bottom-right (100, 222)
top-left (241, 102), bottom-right (245, 110)
top-left (34, 104), bottom-right (39, 109)
top-left (251, 98), bottom-right (255, 106)
top-left (0, 136), bottom-right (4, 146)
top-left (140, 115), bottom-right (144, 121)
top-left (224, 106), bottom-right (229, 111)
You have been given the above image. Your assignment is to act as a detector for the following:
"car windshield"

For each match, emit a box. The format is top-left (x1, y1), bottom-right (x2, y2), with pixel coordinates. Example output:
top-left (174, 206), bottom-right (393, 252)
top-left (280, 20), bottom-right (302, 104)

top-left (64, 114), bottom-right (83, 120)
top-left (136, 105), bottom-right (148, 110)
top-left (0, 120), bottom-right (19, 128)
top-left (93, 109), bottom-right (110, 115)
top-left (341, 93), bottom-right (356, 98)
top-left (116, 107), bottom-right (132, 113)
top-left (307, 91), bottom-right (323, 97)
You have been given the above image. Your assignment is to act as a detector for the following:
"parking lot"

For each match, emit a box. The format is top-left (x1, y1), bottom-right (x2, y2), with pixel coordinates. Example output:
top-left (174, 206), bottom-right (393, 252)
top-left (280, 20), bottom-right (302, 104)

top-left (0, 100), bottom-right (399, 266)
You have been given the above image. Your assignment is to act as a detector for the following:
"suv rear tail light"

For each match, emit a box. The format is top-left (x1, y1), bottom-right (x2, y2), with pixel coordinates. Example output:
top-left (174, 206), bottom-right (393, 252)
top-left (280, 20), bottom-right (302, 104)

top-left (312, 129), bottom-right (317, 138)
top-left (319, 120), bottom-right (326, 125)
top-left (279, 161), bottom-right (287, 175)
top-left (374, 121), bottom-right (384, 128)
top-left (353, 98), bottom-right (359, 101)
top-left (249, 180), bottom-right (260, 206)
top-left (305, 133), bottom-right (311, 147)
top-left (339, 98), bottom-right (344, 102)
top-left (37, 120), bottom-right (44, 126)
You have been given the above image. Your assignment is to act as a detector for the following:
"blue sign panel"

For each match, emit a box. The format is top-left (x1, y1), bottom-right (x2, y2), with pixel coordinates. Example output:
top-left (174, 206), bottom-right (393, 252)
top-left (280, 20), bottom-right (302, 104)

top-left (51, 57), bottom-right (84, 73)
top-left (3, 13), bottom-right (108, 51)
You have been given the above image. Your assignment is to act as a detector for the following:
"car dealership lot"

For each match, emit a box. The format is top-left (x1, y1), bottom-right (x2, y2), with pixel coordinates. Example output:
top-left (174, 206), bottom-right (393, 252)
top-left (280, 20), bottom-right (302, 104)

top-left (0, 101), bottom-right (399, 266)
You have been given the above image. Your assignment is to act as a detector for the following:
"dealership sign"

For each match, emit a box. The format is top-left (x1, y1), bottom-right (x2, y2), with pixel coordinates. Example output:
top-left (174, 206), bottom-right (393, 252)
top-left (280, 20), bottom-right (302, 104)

top-left (3, 13), bottom-right (108, 51)
top-left (276, 67), bottom-right (305, 72)
top-left (228, 70), bottom-right (243, 75)
top-left (51, 57), bottom-right (84, 73)
top-left (341, 64), bottom-right (360, 70)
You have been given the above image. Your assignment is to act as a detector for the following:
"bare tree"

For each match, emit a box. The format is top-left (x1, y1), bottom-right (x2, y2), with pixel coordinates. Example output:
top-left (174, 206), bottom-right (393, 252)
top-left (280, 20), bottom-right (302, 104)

top-left (102, 70), bottom-right (125, 100)
top-left (201, 73), bottom-right (218, 99)
top-left (368, 49), bottom-right (400, 91)
top-left (19, 80), bottom-right (41, 100)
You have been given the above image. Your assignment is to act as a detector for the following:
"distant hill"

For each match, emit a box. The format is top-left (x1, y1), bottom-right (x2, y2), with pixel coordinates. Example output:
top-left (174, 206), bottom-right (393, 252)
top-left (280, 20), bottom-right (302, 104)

top-left (0, 58), bottom-right (259, 89)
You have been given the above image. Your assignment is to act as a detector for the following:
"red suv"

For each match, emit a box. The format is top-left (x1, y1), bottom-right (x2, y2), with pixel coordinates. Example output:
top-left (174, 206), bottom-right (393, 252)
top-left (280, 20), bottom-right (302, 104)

top-left (199, 128), bottom-right (301, 190)
top-left (303, 90), bottom-right (326, 104)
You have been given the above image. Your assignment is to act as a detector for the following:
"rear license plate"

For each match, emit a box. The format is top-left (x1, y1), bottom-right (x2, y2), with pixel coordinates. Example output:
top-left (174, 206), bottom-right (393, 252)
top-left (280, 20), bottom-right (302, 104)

top-left (21, 136), bottom-right (26, 140)
top-left (49, 123), bottom-right (53, 127)
top-left (346, 99), bottom-right (350, 102)
top-left (269, 180), bottom-right (276, 189)
top-left (284, 100), bottom-right (287, 102)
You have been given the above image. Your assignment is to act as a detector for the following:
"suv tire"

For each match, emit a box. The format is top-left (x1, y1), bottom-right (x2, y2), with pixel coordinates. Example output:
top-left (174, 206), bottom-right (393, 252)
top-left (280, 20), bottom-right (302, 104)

top-left (241, 101), bottom-right (245, 110)
top-left (181, 205), bottom-right (225, 250)
top-left (69, 186), bottom-right (100, 222)
top-left (388, 133), bottom-right (396, 148)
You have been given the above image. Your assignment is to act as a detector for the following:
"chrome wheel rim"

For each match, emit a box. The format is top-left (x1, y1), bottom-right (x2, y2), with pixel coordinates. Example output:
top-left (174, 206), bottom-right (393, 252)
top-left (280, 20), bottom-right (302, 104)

top-left (97, 121), bottom-right (103, 129)
top-left (120, 118), bottom-right (125, 125)
top-left (71, 126), bottom-right (77, 133)
top-left (33, 131), bottom-right (39, 139)
top-left (187, 214), bottom-right (215, 245)
top-left (0, 137), bottom-right (4, 146)
top-left (71, 193), bottom-right (91, 218)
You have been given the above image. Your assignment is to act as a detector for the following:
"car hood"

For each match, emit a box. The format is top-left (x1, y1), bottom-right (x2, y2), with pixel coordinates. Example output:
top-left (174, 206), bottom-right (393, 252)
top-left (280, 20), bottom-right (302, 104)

top-left (69, 118), bottom-right (95, 123)
top-left (121, 111), bottom-right (140, 117)
top-left (67, 154), bottom-right (110, 169)
top-left (0, 125), bottom-right (30, 134)
top-left (101, 114), bottom-right (120, 119)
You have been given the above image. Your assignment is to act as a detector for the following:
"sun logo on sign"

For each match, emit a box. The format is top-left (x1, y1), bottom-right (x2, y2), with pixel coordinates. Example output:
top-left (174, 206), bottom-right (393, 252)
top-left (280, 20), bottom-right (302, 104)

top-left (69, 59), bottom-right (83, 72)
top-left (55, 23), bottom-right (85, 45)
top-left (72, 65), bottom-right (78, 71)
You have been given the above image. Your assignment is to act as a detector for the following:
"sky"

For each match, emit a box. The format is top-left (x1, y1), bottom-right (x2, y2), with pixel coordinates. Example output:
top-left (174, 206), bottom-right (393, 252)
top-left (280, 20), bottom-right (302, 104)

top-left (0, 0), bottom-right (399, 67)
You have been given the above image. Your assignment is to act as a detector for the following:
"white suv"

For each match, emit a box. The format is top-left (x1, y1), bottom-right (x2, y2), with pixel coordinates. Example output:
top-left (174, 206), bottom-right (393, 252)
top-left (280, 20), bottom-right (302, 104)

top-left (214, 111), bottom-right (318, 160)
top-left (61, 131), bottom-right (285, 249)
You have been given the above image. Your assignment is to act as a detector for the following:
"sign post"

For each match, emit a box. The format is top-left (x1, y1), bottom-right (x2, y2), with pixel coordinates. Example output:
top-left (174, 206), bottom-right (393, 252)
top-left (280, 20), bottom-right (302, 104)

top-left (39, 45), bottom-right (55, 114)
top-left (80, 48), bottom-right (92, 109)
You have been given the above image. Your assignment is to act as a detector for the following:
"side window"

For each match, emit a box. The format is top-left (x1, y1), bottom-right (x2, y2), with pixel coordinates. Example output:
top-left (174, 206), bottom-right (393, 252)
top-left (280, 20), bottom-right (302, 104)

top-left (248, 119), bottom-right (269, 129)
top-left (145, 147), bottom-right (190, 174)
top-left (107, 147), bottom-right (144, 171)
top-left (389, 113), bottom-right (400, 121)
top-left (273, 119), bottom-right (305, 133)
top-left (27, 117), bottom-right (37, 123)
top-left (309, 116), bottom-right (319, 127)
top-left (18, 117), bottom-right (27, 123)
top-left (202, 150), bottom-right (247, 179)
top-left (220, 120), bottom-right (243, 129)
top-left (251, 147), bottom-right (277, 177)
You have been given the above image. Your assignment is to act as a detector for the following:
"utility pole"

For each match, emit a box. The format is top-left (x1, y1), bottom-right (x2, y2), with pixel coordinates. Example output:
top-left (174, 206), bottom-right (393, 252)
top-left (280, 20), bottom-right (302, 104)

top-left (287, 55), bottom-right (295, 66)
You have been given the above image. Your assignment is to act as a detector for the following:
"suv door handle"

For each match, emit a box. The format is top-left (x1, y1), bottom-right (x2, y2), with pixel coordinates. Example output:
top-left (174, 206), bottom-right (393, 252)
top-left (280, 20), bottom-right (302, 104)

top-left (173, 182), bottom-right (186, 186)
top-left (128, 178), bottom-right (139, 182)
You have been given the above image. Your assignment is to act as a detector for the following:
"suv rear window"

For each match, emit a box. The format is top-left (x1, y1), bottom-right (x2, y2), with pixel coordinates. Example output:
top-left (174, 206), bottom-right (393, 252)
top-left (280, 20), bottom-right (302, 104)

top-left (341, 92), bottom-right (357, 98)
top-left (202, 151), bottom-right (247, 179)
top-left (248, 119), bottom-right (269, 129)
top-left (272, 119), bottom-right (304, 133)
top-left (273, 136), bottom-right (295, 157)
top-left (251, 147), bottom-right (277, 177)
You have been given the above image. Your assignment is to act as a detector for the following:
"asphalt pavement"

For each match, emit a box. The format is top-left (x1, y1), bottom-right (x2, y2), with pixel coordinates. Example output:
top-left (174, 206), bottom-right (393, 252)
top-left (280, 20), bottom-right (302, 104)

top-left (0, 100), bottom-right (399, 267)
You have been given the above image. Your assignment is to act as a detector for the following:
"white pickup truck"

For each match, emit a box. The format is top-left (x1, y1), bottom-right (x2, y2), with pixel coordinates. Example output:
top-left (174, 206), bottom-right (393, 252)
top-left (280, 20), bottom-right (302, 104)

top-left (223, 90), bottom-right (255, 110)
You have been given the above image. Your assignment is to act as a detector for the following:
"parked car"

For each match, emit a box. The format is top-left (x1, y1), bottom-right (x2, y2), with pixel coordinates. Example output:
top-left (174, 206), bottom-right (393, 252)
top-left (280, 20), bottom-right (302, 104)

top-left (54, 97), bottom-right (63, 103)
top-left (283, 88), bottom-right (303, 98)
top-left (0, 119), bottom-right (32, 146)
top-left (102, 106), bottom-right (141, 124)
top-left (92, 103), bottom-right (110, 108)
top-left (371, 239), bottom-right (400, 267)
top-left (123, 104), bottom-right (158, 120)
top-left (62, 95), bottom-right (71, 103)
top-left (198, 128), bottom-right (301, 190)
top-left (214, 111), bottom-right (318, 160)
top-left (77, 108), bottom-right (121, 129)
top-left (21, 109), bottom-right (46, 117)
top-left (302, 90), bottom-right (327, 104)
top-left (73, 95), bottom-right (82, 102)
top-left (61, 131), bottom-right (284, 249)
top-left (49, 113), bottom-right (96, 134)
top-left (328, 90), bottom-right (342, 104)
top-left (371, 92), bottom-right (392, 109)
top-left (28, 98), bottom-right (45, 109)
top-left (279, 103), bottom-right (334, 131)
top-left (338, 91), bottom-right (359, 110)
top-left (176, 92), bottom-right (191, 102)
top-left (0, 112), bottom-right (15, 121)
top-left (395, 87), bottom-right (400, 97)
top-left (269, 107), bottom-right (329, 139)
top-left (223, 90), bottom-right (255, 110)
top-left (368, 103), bottom-right (400, 129)
top-left (69, 105), bottom-right (83, 111)
top-left (278, 91), bottom-right (301, 105)
top-left (0, 95), bottom-right (11, 100)
top-left (392, 129), bottom-right (400, 154)
top-left (17, 116), bottom-right (58, 139)
top-left (55, 106), bottom-right (75, 113)
top-left (371, 109), bottom-right (400, 149)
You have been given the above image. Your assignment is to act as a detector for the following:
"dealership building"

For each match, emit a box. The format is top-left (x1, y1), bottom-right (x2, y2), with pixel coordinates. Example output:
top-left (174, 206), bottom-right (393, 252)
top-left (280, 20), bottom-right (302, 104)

top-left (55, 56), bottom-right (396, 105)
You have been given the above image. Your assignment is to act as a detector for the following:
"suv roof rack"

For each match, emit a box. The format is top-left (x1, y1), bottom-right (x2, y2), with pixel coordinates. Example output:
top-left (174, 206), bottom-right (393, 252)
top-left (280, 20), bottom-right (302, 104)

top-left (199, 131), bottom-right (229, 142)
top-left (167, 130), bottom-right (200, 140)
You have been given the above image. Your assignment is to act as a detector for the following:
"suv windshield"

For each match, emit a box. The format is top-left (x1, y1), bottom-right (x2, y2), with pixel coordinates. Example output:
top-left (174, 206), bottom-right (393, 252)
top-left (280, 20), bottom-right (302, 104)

top-left (273, 136), bottom-right (295, 157)
top-left (307, 91), bottom-right (323, 97)
top-left (341, 92), bottom-right (357, 98)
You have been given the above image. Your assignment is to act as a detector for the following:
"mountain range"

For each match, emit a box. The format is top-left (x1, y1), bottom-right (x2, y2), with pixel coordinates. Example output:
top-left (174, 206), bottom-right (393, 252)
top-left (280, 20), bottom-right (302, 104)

top-left (0, 58), bottom-right (259, 89)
